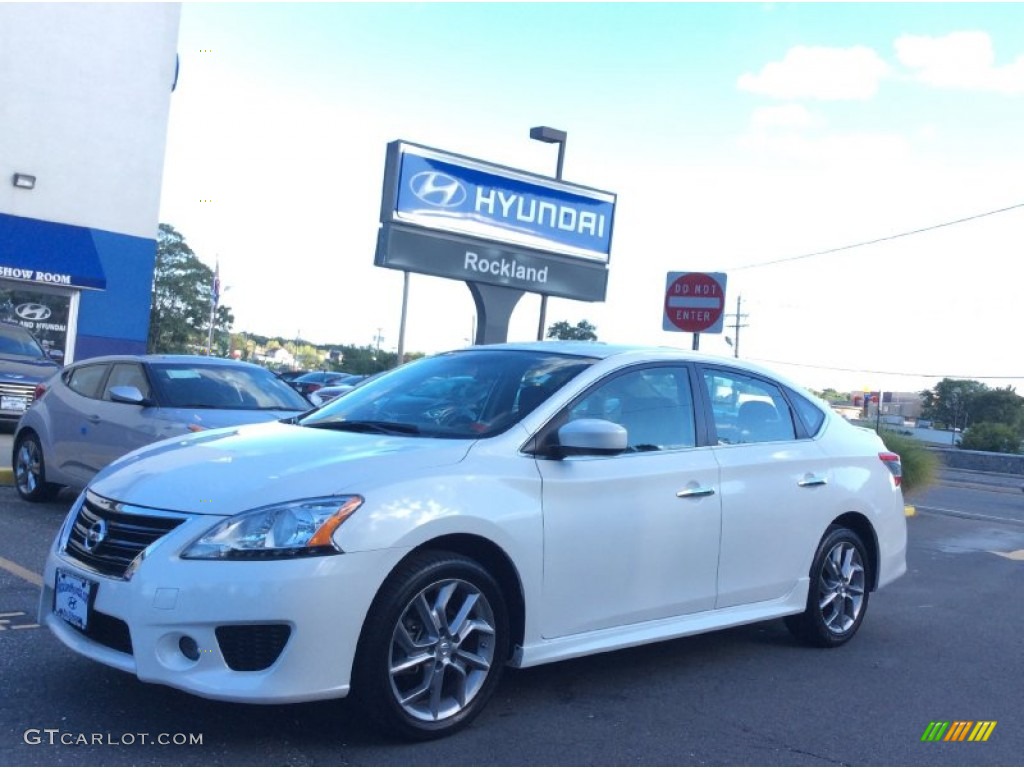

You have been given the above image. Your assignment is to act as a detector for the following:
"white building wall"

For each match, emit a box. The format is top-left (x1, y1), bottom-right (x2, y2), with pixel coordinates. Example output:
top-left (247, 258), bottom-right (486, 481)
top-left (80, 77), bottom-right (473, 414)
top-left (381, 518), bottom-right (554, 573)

top-left (0, 3), bottom-right (181, 238)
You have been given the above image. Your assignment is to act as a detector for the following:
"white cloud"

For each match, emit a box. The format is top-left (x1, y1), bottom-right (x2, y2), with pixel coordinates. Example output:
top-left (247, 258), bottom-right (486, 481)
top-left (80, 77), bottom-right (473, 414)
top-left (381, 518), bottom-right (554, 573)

top-left (895, 31), bottom-right (1024, 94)
top-left (737, 129), bottom-right (910, 167)
top-left (738, 45), bottom-right (889, 100)
top-left (749, 104), bottom-right (821, 130)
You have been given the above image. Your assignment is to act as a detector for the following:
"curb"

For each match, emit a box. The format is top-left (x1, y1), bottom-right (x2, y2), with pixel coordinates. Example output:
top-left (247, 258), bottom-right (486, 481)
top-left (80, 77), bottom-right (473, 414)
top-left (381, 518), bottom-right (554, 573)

top-left (0, 468), bottom-right (12, 486)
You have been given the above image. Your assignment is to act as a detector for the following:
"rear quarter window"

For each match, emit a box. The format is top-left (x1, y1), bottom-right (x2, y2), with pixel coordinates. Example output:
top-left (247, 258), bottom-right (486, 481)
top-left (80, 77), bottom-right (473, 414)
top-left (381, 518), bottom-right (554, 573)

top-left (789, 390), bottom-right (827, 437)
top-left (64, 364), bottom-right (108, 399)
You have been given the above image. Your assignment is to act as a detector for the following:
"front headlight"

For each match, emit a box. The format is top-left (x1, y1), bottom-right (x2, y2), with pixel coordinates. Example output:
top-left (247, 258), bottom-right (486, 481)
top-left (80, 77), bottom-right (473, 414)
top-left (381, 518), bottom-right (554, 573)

top-left (181, 496), bottom-right (363, 560)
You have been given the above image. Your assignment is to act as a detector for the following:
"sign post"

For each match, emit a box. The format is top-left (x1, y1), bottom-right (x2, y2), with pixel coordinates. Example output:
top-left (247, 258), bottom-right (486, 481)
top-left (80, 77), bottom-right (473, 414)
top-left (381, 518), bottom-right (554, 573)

top-left (663, 272), bottom-right (727, 350)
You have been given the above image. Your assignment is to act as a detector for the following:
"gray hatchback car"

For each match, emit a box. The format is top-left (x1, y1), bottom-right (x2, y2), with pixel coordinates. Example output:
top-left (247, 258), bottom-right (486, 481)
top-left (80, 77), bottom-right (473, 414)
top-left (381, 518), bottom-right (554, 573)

top-left (13, 354), bottom-right (311, 501)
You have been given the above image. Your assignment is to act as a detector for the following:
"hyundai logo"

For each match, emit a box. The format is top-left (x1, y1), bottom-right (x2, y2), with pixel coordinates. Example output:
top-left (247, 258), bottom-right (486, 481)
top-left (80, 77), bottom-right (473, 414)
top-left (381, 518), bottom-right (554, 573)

top-left (83, 519), bottom-right (108, 553)
top-left (409, 171), bottom-right (466, 208)
top-left (15, 303), bottom-right (51, 321)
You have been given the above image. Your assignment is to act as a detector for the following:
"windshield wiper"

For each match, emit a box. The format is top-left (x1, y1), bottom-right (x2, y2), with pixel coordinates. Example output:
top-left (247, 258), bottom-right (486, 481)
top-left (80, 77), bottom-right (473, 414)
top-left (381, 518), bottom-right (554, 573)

top-left (306, 420), bottom-right (421, 435)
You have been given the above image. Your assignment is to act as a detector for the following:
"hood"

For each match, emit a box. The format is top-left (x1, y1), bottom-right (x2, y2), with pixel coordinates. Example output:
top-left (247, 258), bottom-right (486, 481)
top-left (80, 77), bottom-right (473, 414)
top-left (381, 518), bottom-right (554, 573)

top-left (0, 355), bottom-right (59, 382)
top-left (89, 420), bottom-right (473, 515)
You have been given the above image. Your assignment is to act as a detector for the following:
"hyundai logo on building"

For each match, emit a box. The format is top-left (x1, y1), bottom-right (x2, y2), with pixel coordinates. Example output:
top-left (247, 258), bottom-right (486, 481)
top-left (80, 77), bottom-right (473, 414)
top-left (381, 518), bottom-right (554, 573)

top-left (409, 171), bottom-right (467, 208)
top-left (15, 303), bottom-right (51, 321)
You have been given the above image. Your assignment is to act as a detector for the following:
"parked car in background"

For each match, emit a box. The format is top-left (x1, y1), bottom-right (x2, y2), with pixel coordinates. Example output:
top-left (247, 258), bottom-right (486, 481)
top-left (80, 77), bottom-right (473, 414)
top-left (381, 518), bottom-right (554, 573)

top-left (274, 368), bottom-right (307, 385)
top-left (37, 343), bottom-right (906, 739)
top-left (0, 321), bottom-right (62, 423)
top-left (291, 370), bottom-right (354, 398)
top-left (13, 355), bottom-right (311, 501)
top-left (308, 375), bottom-right (369, 407)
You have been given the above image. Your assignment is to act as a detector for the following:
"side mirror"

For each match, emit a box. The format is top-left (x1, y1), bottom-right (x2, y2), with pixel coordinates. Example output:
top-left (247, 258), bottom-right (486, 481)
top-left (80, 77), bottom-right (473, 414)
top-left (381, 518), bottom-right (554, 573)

top-left (108, 385), bottom-right (148, 406)
top-left (553, 419), bottom-right (628, 458)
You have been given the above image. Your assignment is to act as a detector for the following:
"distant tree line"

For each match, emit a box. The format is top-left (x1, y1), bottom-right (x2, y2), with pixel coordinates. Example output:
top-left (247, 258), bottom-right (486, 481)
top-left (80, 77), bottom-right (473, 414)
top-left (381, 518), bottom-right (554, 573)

top-left (920, 378), bottom-right (1024, 453)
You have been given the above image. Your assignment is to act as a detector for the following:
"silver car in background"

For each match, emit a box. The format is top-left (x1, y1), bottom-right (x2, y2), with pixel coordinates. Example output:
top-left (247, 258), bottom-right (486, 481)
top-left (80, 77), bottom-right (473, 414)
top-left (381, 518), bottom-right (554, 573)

top-left (13, 355), bottom-right (310, 501)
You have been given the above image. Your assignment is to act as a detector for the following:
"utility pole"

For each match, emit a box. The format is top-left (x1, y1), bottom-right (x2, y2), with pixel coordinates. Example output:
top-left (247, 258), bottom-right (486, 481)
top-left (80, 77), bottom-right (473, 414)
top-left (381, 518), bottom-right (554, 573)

top-left (725, 295), bottom-right (749, 358)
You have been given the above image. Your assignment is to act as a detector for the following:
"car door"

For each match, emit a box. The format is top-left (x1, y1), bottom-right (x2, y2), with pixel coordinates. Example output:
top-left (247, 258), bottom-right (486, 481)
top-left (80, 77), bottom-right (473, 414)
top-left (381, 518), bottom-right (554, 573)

top-left (699, 366), bottom-right (837, 609)
top-left (534, 364), bottom-right (722, 639)
top-left (46, 362), bottom-right (110, 486)
top-left (84, 362), bottom-right (164, 471)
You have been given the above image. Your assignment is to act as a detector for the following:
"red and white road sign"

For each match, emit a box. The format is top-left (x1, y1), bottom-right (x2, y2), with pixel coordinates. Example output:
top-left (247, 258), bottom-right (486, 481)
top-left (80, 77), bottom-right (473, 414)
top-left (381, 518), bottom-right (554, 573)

top-left (663, 272), bottom-right (727, 333)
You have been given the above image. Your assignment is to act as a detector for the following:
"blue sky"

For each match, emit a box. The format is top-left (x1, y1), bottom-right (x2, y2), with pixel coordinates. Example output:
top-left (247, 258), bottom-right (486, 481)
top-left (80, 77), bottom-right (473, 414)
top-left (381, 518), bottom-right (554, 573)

top-left (159, 2), bottom-right (1024, 393)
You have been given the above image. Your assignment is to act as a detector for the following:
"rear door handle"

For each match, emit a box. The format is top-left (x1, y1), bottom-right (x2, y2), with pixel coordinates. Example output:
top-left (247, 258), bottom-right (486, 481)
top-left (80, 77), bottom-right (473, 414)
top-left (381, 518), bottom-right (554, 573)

top-left (87, 414), bottom-right (102, 424)
top-left (676, 486), bottom-right (716, 498)
top-left (798, 475), bottom-right (828, 487)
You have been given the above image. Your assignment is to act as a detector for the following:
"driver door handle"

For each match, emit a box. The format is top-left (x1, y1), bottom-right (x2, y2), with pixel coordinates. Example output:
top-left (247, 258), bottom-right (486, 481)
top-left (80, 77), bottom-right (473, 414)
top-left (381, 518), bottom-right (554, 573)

top-left (676, 486), bottom-right (716, 498)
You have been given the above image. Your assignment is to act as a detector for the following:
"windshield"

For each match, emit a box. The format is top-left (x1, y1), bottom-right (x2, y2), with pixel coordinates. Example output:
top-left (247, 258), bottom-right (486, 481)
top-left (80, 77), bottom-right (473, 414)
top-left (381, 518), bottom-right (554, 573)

top-left (0, 323), bottom-right (48, 360)
top-left (149, 362), bottom-right (311, 411)
top-left (299, 349), bottom-right (597, 438)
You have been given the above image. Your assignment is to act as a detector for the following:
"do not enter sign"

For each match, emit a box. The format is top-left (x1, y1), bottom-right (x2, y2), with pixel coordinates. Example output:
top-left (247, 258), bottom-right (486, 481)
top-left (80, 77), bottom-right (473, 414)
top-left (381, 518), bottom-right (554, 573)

top-left (663, 272), bottom-right (727, 333)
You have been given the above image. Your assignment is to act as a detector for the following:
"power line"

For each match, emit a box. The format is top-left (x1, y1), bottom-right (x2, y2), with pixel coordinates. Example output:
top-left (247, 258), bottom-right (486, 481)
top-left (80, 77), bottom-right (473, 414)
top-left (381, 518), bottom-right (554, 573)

top-left (750, 357), bottom-right (1024, 381)
top-left (732, 201), bottom-right (1024, 271)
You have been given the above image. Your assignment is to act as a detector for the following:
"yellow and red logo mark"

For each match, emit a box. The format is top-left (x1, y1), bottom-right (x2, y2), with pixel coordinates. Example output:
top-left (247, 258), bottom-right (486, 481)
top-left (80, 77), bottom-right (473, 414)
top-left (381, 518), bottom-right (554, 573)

top-left (921, 721), bottom-right (997, 742)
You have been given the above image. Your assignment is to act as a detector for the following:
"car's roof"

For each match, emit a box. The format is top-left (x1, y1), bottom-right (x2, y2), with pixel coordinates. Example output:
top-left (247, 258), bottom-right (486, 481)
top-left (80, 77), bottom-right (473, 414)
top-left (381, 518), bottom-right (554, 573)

top-left (67, 354), bottom-right (267, 369)
top-left (452, 342), bottom-right (817, 398)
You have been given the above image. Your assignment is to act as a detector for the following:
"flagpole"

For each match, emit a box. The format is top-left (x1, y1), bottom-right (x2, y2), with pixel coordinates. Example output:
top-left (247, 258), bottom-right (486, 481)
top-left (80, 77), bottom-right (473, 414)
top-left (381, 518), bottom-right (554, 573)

top-left (207, 260), bottom-right (220, 355)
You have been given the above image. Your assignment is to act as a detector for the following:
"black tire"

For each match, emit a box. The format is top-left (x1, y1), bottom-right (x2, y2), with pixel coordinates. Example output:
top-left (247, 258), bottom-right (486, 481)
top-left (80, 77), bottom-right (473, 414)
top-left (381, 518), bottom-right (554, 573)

top-left (13, 432), bottom-right (62, 503)
top-left (353, 550), bottom-right (509, 740)
top-left (785, 525), bottom-right (871, 648)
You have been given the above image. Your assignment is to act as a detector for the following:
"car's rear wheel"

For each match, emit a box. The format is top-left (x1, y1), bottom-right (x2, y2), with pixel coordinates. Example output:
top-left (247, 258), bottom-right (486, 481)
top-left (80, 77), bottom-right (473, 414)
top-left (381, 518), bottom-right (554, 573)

top-left (785, 525), bottom-right (870, 648)
top-left (14, 432), bottom-right (62, 503)
top-left (354, 551), bottom-right (509, 740)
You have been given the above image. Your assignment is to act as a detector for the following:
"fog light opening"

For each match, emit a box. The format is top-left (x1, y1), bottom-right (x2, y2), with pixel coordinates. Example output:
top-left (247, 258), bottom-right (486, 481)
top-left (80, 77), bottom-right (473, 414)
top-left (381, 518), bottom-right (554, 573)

top-left (179, 635), bottom-right (200, 661)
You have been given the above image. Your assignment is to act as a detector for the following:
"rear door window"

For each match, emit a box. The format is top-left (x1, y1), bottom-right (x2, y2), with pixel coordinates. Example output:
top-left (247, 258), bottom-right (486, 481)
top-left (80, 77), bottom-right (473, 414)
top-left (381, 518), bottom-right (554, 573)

top-left (64, 364), bottom-right (108, 399)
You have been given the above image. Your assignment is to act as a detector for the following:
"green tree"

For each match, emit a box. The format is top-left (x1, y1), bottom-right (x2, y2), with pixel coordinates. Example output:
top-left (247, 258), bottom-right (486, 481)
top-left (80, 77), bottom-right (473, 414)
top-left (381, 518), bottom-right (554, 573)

top-left (148, 224), bottom-right (233, 354)
top-left (546, 319), bottom-right (598, 341)
top-left (960, 422), bottom-right (1022, 453)
top-left (968, 388), bottom-right (1024, 434)
top-left (919, 378), bottom-right (988, 430)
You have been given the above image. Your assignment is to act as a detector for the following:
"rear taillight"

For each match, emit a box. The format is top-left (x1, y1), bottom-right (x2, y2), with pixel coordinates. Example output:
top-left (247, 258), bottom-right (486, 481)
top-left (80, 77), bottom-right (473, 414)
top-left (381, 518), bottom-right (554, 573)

top-left (33, 383), bottom-right (48, 400)
top-left (879, 451), bottom-right (902, 487)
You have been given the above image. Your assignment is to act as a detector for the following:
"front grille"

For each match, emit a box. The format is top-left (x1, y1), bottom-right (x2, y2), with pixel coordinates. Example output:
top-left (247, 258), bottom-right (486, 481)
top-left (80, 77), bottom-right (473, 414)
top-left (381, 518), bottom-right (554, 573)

top-left (64, 492), bottom-right (188, 578)
top-left (73, 609), bottom-right (133, 655)
top-left (216, 624), bottom-right (291, 671)
top-left (0, 381), bottom-right (36, 406)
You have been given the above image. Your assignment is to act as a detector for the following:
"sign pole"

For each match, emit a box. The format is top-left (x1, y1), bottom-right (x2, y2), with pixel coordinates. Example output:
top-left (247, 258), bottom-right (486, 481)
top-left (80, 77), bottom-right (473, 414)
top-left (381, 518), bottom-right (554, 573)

top-left (692, 332), bottom-right (700, 351)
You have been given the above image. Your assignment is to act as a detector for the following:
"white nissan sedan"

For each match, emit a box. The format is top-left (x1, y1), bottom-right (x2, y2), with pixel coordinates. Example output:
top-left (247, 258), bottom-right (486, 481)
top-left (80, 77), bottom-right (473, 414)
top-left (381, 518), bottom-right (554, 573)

top-left (39, 343), bottom-right (907, 740)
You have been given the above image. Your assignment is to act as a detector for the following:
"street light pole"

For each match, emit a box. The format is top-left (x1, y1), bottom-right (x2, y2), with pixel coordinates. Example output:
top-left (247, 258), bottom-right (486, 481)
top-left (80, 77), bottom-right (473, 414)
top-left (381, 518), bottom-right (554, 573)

top-left (530, 125), bottom-right (567, 341)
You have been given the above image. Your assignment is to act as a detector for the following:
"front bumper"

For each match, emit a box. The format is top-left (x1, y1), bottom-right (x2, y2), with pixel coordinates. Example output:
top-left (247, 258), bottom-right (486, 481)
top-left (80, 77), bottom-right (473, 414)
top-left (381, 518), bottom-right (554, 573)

top-left (40, 512), bottom-right (409, 704)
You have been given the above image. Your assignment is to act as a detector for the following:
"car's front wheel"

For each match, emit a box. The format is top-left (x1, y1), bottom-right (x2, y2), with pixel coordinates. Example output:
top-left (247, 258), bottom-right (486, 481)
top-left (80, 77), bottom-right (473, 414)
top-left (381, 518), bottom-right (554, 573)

top-left (14, 432), bottom-right (62, 503)
top-left (786, 525), bottom-right (870, 648)
top-left (354, 551), bottom-right (509, 740)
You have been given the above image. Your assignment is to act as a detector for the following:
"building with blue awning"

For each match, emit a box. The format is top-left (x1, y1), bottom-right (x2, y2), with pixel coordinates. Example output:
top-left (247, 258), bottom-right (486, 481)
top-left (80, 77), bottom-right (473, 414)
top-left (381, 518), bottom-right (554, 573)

top-left (0, 4), bottom-right (180, 362)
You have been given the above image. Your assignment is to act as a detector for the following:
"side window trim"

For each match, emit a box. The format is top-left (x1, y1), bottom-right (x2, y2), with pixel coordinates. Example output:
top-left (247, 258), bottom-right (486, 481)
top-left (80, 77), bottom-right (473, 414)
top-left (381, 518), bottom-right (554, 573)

top-left (66, 363), bottom-right (111, 400)
top-left (696, 364), bottom-right (804, 445)
top-left (525, 361), bottom-right (706, 457)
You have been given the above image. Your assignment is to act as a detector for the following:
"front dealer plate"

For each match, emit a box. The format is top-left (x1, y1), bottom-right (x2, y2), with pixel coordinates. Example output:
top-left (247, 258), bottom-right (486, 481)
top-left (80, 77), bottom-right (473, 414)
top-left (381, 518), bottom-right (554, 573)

top-left (54, 569), bottom-right (95, 631)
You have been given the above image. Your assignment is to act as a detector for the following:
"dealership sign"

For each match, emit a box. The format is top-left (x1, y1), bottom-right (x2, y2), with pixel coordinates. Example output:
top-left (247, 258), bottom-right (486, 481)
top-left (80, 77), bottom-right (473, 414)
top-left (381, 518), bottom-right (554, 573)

top-left (380, 142), bottom-right (615, 263)
top-left (377, 141), bottom-right (616, 303)
top-left (376, 225), bottom-right (609, 302)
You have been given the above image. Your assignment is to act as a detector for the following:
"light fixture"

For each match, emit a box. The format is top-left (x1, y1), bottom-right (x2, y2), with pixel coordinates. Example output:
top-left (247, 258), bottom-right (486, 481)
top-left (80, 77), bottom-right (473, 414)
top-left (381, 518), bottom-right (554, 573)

top-left (12, 173), bottom-right (36, 190)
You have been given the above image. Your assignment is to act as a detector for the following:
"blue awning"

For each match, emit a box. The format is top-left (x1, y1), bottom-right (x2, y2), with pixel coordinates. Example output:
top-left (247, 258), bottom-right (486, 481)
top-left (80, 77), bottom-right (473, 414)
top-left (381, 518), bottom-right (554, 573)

top-left (0, 212), bottom-right (107, 290)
